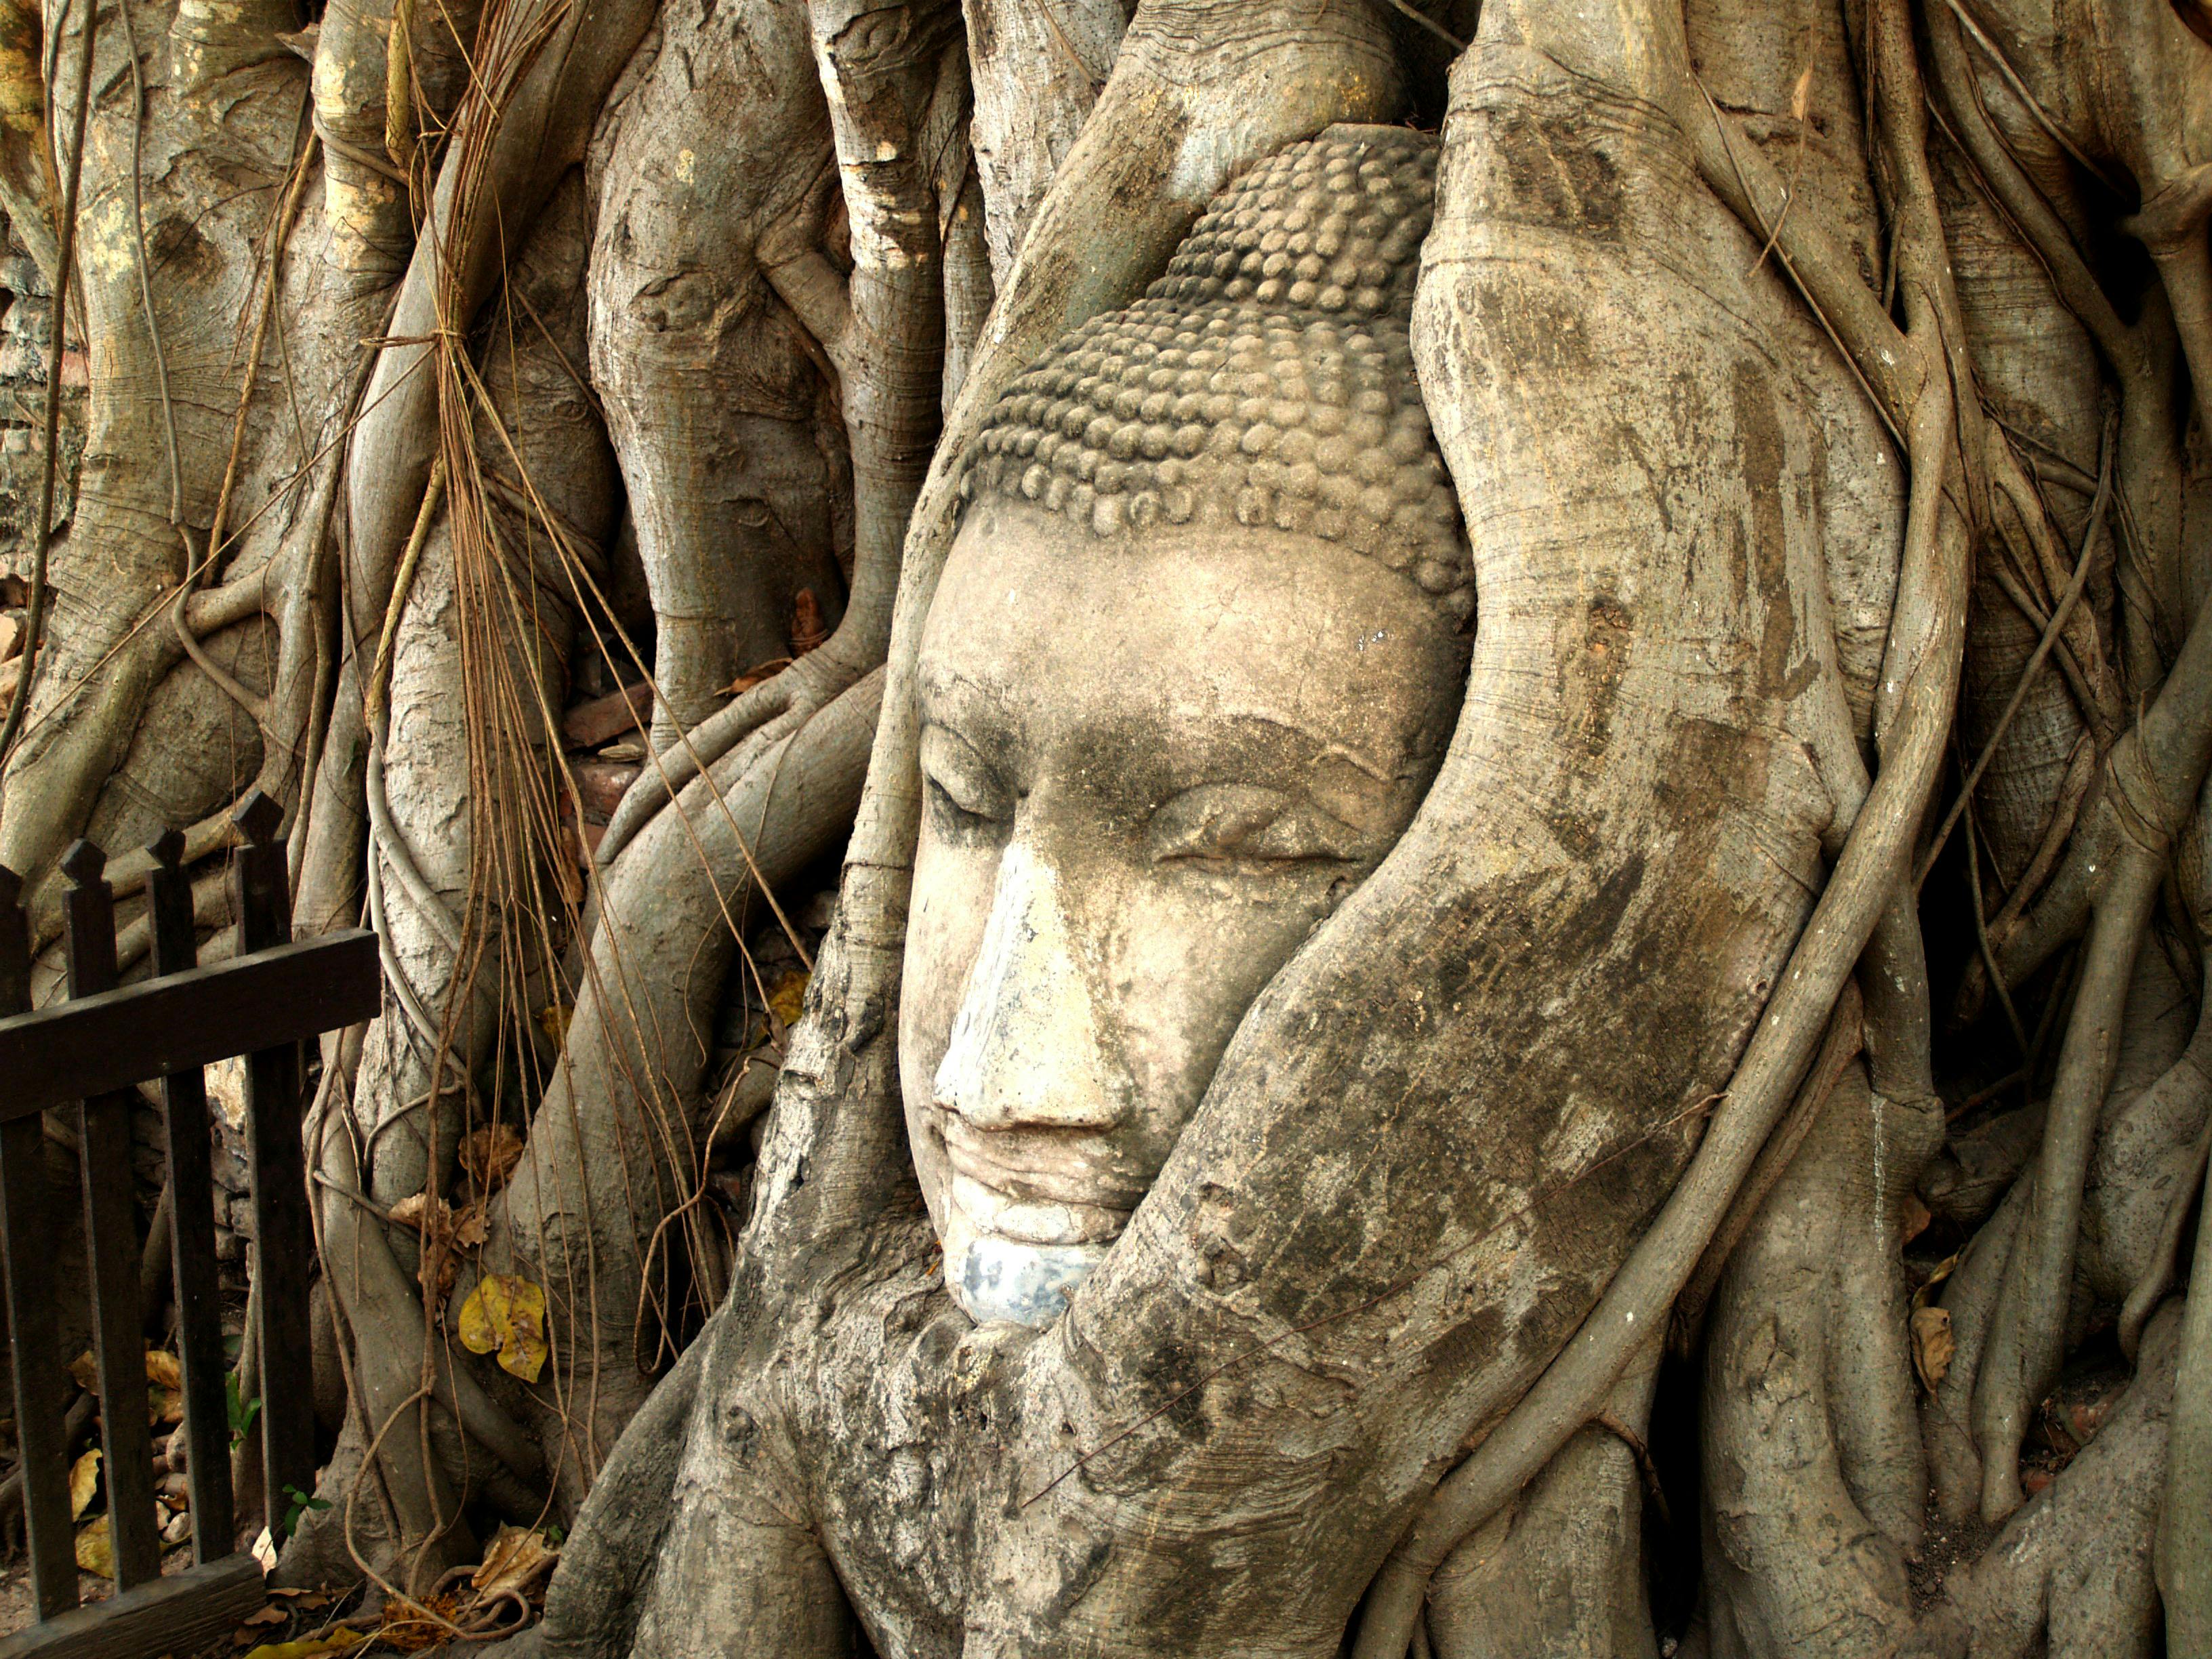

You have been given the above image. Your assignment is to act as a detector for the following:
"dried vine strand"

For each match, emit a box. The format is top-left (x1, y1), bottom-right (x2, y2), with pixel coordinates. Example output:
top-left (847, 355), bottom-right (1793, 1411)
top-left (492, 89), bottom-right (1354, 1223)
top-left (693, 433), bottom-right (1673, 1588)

top-left (0, 0), bottom-right (96, 768)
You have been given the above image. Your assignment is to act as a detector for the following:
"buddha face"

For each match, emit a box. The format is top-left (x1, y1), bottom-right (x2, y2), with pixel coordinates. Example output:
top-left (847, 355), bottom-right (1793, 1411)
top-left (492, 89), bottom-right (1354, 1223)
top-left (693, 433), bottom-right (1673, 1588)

top-left (900, 494), bottom-right (1469, 1324)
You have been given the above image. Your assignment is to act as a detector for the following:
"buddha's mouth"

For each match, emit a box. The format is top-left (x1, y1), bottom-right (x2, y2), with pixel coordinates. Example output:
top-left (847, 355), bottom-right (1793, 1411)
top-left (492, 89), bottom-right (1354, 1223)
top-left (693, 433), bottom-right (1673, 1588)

top-left (947, 1166), bottom-right (1130, 1247)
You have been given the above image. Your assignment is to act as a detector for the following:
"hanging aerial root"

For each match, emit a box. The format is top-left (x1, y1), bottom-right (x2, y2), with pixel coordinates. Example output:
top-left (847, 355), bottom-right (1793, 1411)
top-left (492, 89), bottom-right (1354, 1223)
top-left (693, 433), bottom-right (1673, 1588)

top-left (0, 0), bottom-right (96, 769)
top-left (1968, 591), bottom-right (2212, 1519)
top-left (1668, 981), bottom-right (1865, 1355)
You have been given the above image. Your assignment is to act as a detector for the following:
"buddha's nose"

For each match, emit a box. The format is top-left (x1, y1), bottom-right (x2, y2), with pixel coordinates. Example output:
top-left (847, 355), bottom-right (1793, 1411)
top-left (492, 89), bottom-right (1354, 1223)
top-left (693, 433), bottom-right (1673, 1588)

top-left (933, 842), bottom-right (1130, 1132)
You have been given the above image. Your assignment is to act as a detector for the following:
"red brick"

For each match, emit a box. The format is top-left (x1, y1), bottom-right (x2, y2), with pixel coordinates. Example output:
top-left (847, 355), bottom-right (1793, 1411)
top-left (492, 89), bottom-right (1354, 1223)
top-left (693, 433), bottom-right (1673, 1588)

top-left (562, 682), bottom-right (650, 747)
top-left (571, 758), bottom-right (641, 822)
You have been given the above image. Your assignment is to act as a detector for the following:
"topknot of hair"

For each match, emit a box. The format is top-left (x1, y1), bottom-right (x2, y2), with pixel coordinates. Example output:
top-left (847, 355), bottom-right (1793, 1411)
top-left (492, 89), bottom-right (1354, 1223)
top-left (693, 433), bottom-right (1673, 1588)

top-left (958, 125), bottom-right (1472, 626)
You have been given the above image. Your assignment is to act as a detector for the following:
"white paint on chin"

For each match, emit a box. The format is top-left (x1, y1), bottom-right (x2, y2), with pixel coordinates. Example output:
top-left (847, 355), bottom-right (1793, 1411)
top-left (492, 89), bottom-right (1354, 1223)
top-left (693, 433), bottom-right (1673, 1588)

top-left (953, 1231), bottom-right (1107, 1326)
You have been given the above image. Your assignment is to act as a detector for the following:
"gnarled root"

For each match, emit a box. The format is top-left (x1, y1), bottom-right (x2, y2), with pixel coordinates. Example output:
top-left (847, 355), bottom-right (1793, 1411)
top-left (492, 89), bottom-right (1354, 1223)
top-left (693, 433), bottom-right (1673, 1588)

top-left (1696, 1061), bottom-right (1939, 1657)
top-left (488, 666), bottom-right (883, 1502)
top-left (1423, 1347), bottom-right (1662, 1659)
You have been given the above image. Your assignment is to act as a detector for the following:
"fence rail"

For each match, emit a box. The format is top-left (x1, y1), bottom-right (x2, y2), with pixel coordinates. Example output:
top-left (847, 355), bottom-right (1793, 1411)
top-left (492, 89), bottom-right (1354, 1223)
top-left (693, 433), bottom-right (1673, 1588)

top-left (0, 793), bottom-right (378, 1659)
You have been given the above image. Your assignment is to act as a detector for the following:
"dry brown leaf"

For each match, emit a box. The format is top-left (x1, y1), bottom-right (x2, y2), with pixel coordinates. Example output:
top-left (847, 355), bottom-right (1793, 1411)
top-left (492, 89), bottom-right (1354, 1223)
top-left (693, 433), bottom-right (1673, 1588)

top-left (459, 1123), bottom-right (525, 1194)
top-left (791, 588), bottom-right (828, 654)
top-left (75, 1513), bottom-right (112, 1578)
top-left (766, 969), bottom-right (810, 1032)
top-left (1911, 1250), bottom-right (1960, 1310)
top-left (241, 1629), bottom-right (366, 1659)
top-left (376, 1590), bottom-right (464, 1652)
top-left (1911, 1305), bottom-right (1955, 1391)
top-left (453, 1204), bottom-right (490, 1248)
top-left (389, 1191), bottom-right (443, 1231)
top-left (146, 1347), bottom-right (185, 1425)
top-left (68, 1447), bottom-right (100, 1519)
top-left (239, 1605), bottom-right (287, 1626)
top-left (1900, 1193), bottom-right (1931, 1245)
top-left (67, 1350), bottom-right (98, 1393)
top-left (471, 1523), bottom-right (558, 1599)
top-left (724, 656), bottom-right (792, 697)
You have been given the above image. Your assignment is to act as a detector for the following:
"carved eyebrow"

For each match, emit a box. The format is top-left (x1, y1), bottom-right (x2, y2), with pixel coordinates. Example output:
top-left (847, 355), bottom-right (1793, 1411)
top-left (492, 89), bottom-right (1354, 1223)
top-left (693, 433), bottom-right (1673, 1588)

top-left (1207, 711), bottom-right (1398, 786)
top-left (918, 665), bottom-right (1404, 785)
top-left (916, 661), bottom-right (1017, 721)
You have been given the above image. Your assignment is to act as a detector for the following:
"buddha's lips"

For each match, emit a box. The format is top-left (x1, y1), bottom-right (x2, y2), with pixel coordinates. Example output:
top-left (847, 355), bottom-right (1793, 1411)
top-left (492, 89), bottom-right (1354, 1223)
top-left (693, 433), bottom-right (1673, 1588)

top-left (939, 1114), bottom-right (1157, 1206)
top-left (941, 1129), bottom-right (1145, 1246)
top-left (949, 1171), bottom-right (1127, 1248)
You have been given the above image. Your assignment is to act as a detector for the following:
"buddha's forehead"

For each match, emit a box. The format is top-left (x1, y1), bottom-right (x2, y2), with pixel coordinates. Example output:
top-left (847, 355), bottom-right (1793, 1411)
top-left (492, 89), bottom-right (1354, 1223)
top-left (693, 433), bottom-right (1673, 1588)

top-left (954, 124), bottom-right (1475, 635)
top-left (920, 497), bottom-right (1465, 780)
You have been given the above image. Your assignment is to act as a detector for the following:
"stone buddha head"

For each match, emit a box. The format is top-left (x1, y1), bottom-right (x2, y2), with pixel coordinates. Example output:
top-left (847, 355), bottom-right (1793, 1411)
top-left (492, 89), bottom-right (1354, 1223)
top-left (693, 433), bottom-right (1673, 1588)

top-left (901, 127), bottom-right (1473, 1325)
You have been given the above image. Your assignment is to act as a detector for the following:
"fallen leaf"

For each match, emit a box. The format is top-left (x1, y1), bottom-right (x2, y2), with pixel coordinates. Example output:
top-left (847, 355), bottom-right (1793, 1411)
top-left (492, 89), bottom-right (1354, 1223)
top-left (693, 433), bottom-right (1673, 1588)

top-left (241, 1628), bottom-right (366, 1659)
top-left (459, 1123), bottom-right (525, 1193)
top-left (2068, 1397), bottom-right (2109, 1443)
top-left (75, 1513), bottom-right (112, 1578)
top-left (251, 1525), bottom-right (277, 1572)
top-left (376, 1591), bottom-right (464, 1652)
top-left (453, 1204), bottom-right (489, 1248)
top-left (2021, 1466), bottom-right (2055, 1496)
top-left (791, 588), bottom-right (828, 654)
top-left (766, 969), bottom-right (810, 1031)
top-left (472, 1523), bottom-right (558, 1599)
top-left (455, 1273), bottom-right (549, 1383)
top-left (67, 1351), bottom-right (98, 1393)
top-left (68, 1448), bottom-right (100, 1519)
top-left (389, 1191), bottom-right (443, 1230)
top-left (723, 656), bottom-right (792, 697)
top-left (239, 1605), bottom-right (287, 1627)
top-left (1911, 1305), bottom-right (1955, 1391)
top-left (1910, 1250), bottom-right (1960, 1310)
top-left (146, 1349), bottom-right (186, 1424)
top-left (537, 1004), bottom-right (571, 1048)
top-left (1900, 1193), bottom-right (1931, 1245)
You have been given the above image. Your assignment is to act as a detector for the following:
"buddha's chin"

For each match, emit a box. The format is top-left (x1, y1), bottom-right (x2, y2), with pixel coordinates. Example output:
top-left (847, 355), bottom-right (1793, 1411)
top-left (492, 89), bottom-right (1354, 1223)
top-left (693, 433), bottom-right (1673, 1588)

top-left (943, 1210), bottom-right (1110, 1326)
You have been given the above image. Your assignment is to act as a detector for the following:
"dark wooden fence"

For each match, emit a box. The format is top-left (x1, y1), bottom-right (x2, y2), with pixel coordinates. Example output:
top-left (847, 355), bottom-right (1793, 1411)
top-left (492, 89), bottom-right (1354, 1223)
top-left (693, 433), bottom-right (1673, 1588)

top-left (0, 793), bottom-right (378, 1659)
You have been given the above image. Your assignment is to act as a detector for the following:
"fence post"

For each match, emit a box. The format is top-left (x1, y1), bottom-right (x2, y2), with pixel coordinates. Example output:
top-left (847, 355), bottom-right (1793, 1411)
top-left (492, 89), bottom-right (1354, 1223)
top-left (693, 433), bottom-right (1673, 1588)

top-left (60, 841), bottom-right (163, 1590)
top-left (229, 792), bottom-right (314, 1535)
top-left (0, 864), bottom-right (75, 1616)
top-left (146, 830), bottom-right (235, 1561)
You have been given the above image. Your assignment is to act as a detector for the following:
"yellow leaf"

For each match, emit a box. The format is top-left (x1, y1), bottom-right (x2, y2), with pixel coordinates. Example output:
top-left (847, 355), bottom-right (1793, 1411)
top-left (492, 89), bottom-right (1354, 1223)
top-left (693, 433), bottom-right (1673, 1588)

top-left (241, 1627), bottom-right (367, 1659)
top-left (455, 1273), bottom-right (549, 1383)
top-left (766, 969), bottom-right (809, 1031)
top-left (537, 1004), bottom-right (571, 1047)
top-left (75, 1513), bottom-right (112, 1578)
top-left (68, 1448), bottom-right (100, 1519)
top-left (145, 1351), bottom-right (186, 1425)
top-left (1911, 1305), bottom-right (1956, 1392)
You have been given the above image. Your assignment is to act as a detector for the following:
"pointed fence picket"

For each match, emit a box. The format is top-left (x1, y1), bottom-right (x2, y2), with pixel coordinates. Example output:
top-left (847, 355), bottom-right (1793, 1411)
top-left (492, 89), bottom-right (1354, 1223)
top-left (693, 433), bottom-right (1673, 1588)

top-left (0, 793), bottom-right (378, 1659)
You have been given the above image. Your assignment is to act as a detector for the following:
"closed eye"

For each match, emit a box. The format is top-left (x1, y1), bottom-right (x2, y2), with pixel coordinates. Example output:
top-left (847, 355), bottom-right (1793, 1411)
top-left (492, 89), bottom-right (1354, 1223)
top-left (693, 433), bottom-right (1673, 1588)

top-left (921, 724), bottom-right (1014, 838)
top-left (1148, 783), bottom-right (1363, 865)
